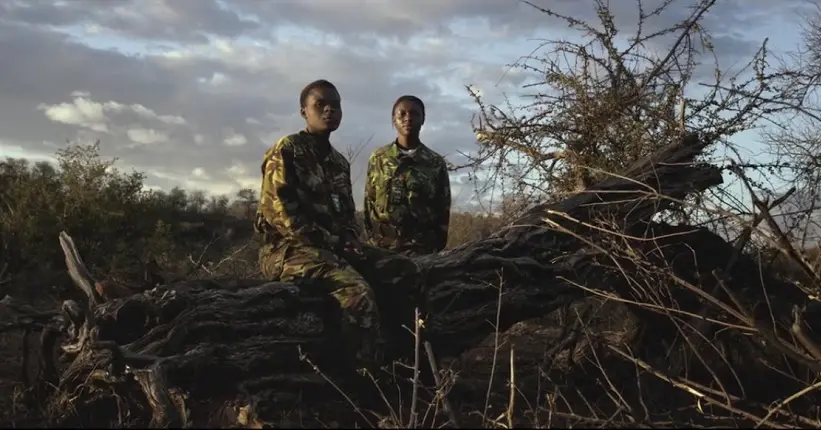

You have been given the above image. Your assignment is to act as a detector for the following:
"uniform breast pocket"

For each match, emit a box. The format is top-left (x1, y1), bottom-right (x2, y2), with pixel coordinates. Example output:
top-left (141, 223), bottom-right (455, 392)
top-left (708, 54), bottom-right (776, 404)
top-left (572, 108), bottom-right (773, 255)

top-left (330, 173), bottom-right (351, 212)
top-left (406, 171), bottom-right (435, 205)
top-left (371, 180), bottom-right (391, 216)
top-left (295, 164), bottom-right (323, 192)
top-left (389, 177), bottom-right (406, 207)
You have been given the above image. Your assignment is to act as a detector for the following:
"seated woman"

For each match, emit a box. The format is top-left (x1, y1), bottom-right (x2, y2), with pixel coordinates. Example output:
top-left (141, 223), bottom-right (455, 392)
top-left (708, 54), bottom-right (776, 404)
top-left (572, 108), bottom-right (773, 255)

top-left (363, 95), bottom-right (451, 256)
top-left (255, 79), bottom-right (383, 370)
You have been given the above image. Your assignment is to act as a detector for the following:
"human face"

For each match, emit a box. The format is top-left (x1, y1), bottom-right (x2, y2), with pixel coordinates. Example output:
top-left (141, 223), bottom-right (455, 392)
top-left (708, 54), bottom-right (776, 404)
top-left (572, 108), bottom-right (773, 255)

top-left (302, 86), bottom-right (342, 134)
top-left (393, 99), bottom-right (424, 138)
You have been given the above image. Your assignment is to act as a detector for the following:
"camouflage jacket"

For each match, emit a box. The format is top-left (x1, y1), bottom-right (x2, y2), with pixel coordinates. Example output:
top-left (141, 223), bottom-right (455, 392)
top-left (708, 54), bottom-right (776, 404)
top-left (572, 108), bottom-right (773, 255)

top-left (363, 141), bottom-right (451, 254)
top-left (254, 130), bottom-right (361, 251)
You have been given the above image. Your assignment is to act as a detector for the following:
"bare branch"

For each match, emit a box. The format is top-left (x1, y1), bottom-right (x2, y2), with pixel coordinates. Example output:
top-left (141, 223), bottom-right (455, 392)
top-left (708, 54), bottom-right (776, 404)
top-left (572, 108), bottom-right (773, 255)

top-left (58, 231), bottom-right (102, 306)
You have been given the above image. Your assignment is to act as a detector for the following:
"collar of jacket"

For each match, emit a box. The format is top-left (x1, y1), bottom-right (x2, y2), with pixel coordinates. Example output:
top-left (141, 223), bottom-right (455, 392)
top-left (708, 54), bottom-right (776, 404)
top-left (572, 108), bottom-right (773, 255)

top-left (300, 129), bottom-right (333, 159)
top-left (389, 139), bottom-right (428, 158)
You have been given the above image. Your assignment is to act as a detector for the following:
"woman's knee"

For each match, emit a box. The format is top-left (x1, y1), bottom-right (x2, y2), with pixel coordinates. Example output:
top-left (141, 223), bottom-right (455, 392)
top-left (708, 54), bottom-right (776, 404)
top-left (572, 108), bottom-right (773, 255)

top-left (258, 245), bottom-right (285, 280)
top-left (329, 275), bottom-right (379, 314)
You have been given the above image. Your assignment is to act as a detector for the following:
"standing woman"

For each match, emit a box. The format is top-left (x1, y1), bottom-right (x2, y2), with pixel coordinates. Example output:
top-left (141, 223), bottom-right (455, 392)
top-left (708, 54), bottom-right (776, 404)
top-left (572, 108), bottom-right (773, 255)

top-left (363, 95), bottom-right (451, 256)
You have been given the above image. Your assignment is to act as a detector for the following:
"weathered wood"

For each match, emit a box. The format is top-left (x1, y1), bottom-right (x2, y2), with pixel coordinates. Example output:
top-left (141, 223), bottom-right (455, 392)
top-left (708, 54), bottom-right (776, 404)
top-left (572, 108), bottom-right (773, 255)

top-left (17, 133), bottom-right (818, 427)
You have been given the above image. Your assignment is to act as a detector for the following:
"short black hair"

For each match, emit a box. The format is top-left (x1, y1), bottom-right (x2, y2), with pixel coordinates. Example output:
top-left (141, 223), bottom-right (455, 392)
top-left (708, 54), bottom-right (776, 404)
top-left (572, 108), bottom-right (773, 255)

top-left (392, 95), bottom-right (425, 117)
top-left (300, 79), bottom-right (338, 108)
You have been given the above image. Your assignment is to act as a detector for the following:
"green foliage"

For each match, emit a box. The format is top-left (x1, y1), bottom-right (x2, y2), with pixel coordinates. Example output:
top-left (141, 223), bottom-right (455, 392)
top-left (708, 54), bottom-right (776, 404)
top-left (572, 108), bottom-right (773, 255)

top-left (1, 142), bottom-right (150, 281)
top-left (0, 141), bottom-right (247, 293)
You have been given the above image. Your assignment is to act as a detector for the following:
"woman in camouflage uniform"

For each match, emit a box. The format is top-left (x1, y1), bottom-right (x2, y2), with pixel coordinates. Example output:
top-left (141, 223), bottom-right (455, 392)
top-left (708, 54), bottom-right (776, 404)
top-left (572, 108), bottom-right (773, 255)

top-left (255, 79), bottom-right (383, 371)
top-left (363, 95), bottom-right (452, 256)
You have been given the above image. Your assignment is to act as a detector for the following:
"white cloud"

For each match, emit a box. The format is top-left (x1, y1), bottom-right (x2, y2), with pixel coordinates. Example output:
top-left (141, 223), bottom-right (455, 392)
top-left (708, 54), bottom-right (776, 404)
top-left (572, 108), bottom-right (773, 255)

top-left (102, 100), bottom-right (189, 125)
top-left (191, 167), bottom-right (210, 180)
top-left (223, 131), bottom-right (248, 146)
top-left (39, 94), bottom-right (189, 139)
top-left (38, 97), bottom-right (109, 133)
top-left (158, 115), bottom-right (187, 125)
top-left (0, 141), bottom-right (58, 163)
top-left (225, 162), bottom-right (258, 190)
top-left (200, 72), bottom-right (230, 86)
top-left (226, 162), bottom-right (248, 177)
top-left (127, 128), bottom-right (169, 145)
top-left (234, 176), bottom-right (258, 190)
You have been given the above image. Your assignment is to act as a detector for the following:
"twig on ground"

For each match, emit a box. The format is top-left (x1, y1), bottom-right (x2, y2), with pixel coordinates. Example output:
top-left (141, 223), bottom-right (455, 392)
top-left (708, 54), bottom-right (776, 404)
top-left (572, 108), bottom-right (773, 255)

top-left (506, 347), bottom-right (515, 429)
top-left (408, 307), bottom-right (422, 429)
top-left (791, 305), bottom-right (821, 362)
top-left (755, 379), bottom-right (821, 428)
top-left (482, 271), bottom-right (505, 424)
top-left (297, 346), bottom-right (375, 428)
top-left (0, 262), bottom-right (9, 286)
top-left (607, 345), bottom-right (782, 428)
top-left (423, 341), bottom-right (461, 428)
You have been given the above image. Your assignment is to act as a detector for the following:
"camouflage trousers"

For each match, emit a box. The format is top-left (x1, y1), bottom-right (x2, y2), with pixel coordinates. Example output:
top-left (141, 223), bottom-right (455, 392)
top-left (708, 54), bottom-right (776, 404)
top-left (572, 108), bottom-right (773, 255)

top-left (259, 242), bottom-right (385, 370)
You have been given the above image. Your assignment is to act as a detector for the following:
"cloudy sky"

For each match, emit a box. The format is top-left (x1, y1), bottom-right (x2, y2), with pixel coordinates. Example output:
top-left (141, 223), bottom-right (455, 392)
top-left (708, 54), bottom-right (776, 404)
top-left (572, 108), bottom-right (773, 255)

top-left (0, 0), bottom-right (812, 210)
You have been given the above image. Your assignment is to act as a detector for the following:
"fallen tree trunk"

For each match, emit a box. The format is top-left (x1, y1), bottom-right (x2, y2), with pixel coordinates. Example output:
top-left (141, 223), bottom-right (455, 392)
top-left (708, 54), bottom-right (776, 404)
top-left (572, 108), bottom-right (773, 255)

top-left (10, 133), bottom-right (821, 427)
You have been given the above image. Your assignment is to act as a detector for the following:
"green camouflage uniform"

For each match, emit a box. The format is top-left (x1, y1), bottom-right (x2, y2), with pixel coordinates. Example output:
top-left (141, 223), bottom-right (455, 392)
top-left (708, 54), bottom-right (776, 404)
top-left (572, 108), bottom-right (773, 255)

top-left (254, 130), bottom-right (383, 368)
top-left (363, 141), bottom-right (451, 256)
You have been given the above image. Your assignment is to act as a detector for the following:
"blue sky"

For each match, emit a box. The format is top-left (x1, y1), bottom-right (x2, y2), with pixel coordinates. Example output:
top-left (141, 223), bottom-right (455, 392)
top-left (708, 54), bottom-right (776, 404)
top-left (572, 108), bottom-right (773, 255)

top-left (0, 0), bottom-right (814, 211)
